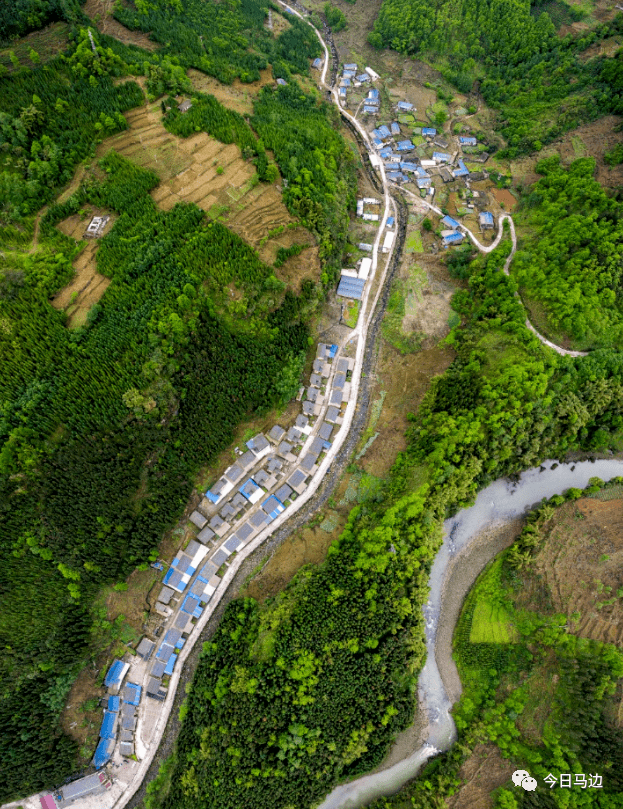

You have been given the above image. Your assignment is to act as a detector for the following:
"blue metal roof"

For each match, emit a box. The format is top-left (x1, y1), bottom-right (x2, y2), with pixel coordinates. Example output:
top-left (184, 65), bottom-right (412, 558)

top-left (433, 152), bottom-right (451, 162)
top-left (397, 101), bottom-right (413, 110)
top-left (443, 232), bottom-right (464, 244)
top-left (344, 63), bottom-right (357, 70)
top-left (442, 215), bottom-right (461, 229)
top-left (368, 88), bottom-right (379, 99)
top-left (387, 171), bottom-right (406, 181)
top-left (124, 683), bottom-right (142, 706)
top-left (399, 161), bottom-right (418, 172)
top-left (379, 148), bottom-right (392, 158)
top-left (104, 660), bottom-right (125, 688)
top-left (357, 73), bottom-right (369, 82)
top-left (204, 489), bottom-right (220, 504)
top-left (276, 78), bottom-right (287, 86)
top-left (181, 595), bottom-right (200, 614)
top-left (378, 125), bottom-right (390, 138)
top-left (460, 136), bottom-right (477, 145)
top-left (312, 58), bottom-right (322, 68)
top-left (422, 127), bottom-right (436, 136)
top-left (339, 88), bottom-right (347, 97)
top-left (240, 478), bottom-right (262, 500)
top-left (481, 211), bottom-right (494, 225)
top-left (387, 217), bottom-right (395, 226)
top-left (107, 695), bottom-right (120, 713)
top-left (94, 737), bottom-right (114, 769)
top-left (396, 140), bottom-right (415, 151)
top-left (164, 653), bottom-right (177, 676)
top-left (337, 278), bottom-right (365, 300)
top-left (363, 106), bottom-right (377, 114)
top-left (261, 495), bottom-right (285, 522)
top-left (343, 70), bottom-right (356, 77)
top-left (390, 122), bottom-right (400, 134)
top-left (99, 710), bottom-right (116, 740)
top-left (416, 177), bottom-right (431, 188)
top-left (341, 78), bottom-right (351, 87)
top-left (328, 344), bottom-right (338, 358)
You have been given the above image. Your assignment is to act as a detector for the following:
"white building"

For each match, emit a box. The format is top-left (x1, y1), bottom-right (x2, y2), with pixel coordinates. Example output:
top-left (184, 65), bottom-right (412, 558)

top-left (382, 231), bottom-right (395, 253)
top-left (358, 257), bottom-right (372, 280)
top-left (365, 66), bottom-right (380, 81)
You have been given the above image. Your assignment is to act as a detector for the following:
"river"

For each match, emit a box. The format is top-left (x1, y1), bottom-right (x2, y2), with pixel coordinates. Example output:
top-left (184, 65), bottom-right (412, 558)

top-left (318, 458), bottom-right (623, 809)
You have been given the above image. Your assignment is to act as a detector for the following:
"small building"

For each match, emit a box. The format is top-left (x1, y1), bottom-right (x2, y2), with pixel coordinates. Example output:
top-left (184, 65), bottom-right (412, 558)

top-left (299, 453), bottom-right (319, 474)
top-left (99, 710), bottom-right (116, 740)
top-left (358, 242), bottom-right (373, 252)
top-left (312, 57), bottom-right (323, 69)
top-left (224, 463), bottom-right (244, 484)
top-left (296, 414), bottom-right (311, 433)
top-left (247, 433), bottom-right (271, 458)
top-left (208, 514), bottom-right (229, 537)
top-left (276, 78), bottom-right (287, 86)
top-left (275, 483), bottom-right (293, 503)
top-left (267, 455), bottom-right (283, 473)
top-left (302, 399), bottom-right (317, 416)
top-left (123, 682), bottom-right (142, 706)
top-left (363, 105), bottom-right (378, 114)
top-left (286, 425), bottom-right (303, 443)
top-left (121, 715), bottom-right (137, 732)
top-left (340, 78), bottom-right (351, 88)
top-left (443, 231), bottom-right (465, 247)
top-left (310, 373), bottom-right (322, 388)
top-left (329, 389), bottom-right (345, 406)
top-left (338, 88), bottom-right (347, 99)
top-left (433, 136), bottom-right (449, 149)
top-left (268, 425), bottom-right (286, 443)
top-left (362, 198), bottom-right (380, 206)
top-left (433, 152), bottom-right (451, 163)
top-left (422, 127), bottom-right (436, 137)
top-left (136, 638), bottom-right (155, 660)
top-left (40, 796), bottom-right (58, 809)
top-left (377, 125), bottom-right (390, 139)
top-left (85, 216), bottom-right (110, 238)
top-left (387, 171), bottom-right (407, 183)
top-left (356, 73), bottom-right (370, 83)
top-left (382, 231), bottom-right (395, 253)
top-left (151, 660), bottom-right (166, 679)
top-left (365, 66), bottom-right (380, 80)
top-left (356, 200), bottom-right (364, 216)
top-left (120, 741), bottom-right (134, 758)
top-left (261, 495), bottom-right (285, 521)
top-left (120, 702), bottom-right (136, 718)
top-left (396, 139), bottom-right (415, 152)
top-left (362, 213), bottom-right (379, 222)
top-left (107, 695), bottom-right (120, 712)
top-left (204, 477), bottom-right (230, 505)
top-left (368, 88), bottom-right (380, 99)
top-left (306, 387), bottom-right (319, 403)
top-left (147, 677), bottom-right (165, 701)
top-left (61, 772), bottom-right (111, 803)
top-left (104, 659), bottom-right (129, 693)
top-left (460, 136), bottom-right (477, 146)
top-left (336, 358), bottom-right (349, 374)
top-left (119, 729), bottom-right (133, 743)
top-left (92, 738), bottom-right (115, 770)
top-left (442, 215), bottom-right (461, 231)
top-left (358, 257), bottom-right (372, 280)
top-left (277, 440), bottom-right (296, 462)
top-left (240, 477), bottom-right (263, 504)
top-left (211, 548), bottom-right (229, 568)
top-left (342, 69), bottom-right (356, 78)
top-left (287, 468), bottom-right (309, 495)
top-left (177, 99), bottom-right (193, 113)
top-left (390, 122), bottom-right (400, 135)
top-left (396, 101), bottom-right (414, 111)
top-left (158, 584), bottom-right (175, 604)
top-left (344, 62), bottom-right (357, 71)
top-left (253, 469), bottom-right (270, 487)
top-left (479, 211), bottom-right (494, 230)
top-left (326, 405), bottom-right (341, 424)
top-left (231, 492), bottom-right (248, 511)
top-left (236, 521), bottom-right (254, 544)
top-left (249, 510), bottom-right (268, 531)
top-left (224, 535), bottom-right (243, 554)
top-left (318, 422), bottom-right (333, 442)
top-left (440, 167), bottom-right (455, 183)
top-left (198, 525), bottom-right (215, 544)
top-left (453, 159), bottom-right (469, 178)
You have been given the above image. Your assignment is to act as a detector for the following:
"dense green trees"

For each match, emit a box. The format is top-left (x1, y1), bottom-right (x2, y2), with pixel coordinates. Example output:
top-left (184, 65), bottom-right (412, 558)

top-left (513, 157), bottom-right (623, 350)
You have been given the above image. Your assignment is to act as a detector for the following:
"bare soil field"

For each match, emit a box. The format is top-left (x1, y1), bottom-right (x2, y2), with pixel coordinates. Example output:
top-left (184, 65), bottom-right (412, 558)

top-left (84, 0), bottom-right (160, 51)
top-left (517, 496), bottom-right (623, 648)
top-left (96, 100), bottom-right (321, 283)
top-left (60, 666), bottom-right (107, 763)
top-left (510, 115), bottom-right (623, 189)
top-left (51, 205), bottom-right (116, 327)
top-left (446, 744), bottom-right (515, 809)
top-left (187, 67), bottom-right (274, 117)
top-left (0, 22), bottom-right (69, 71)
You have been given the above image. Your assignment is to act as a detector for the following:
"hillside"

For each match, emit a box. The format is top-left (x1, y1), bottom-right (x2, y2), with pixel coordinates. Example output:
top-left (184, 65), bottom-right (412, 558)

top-left (0, 0), bottom-right (356, 800)
top-left (370, 479), bottom-right (623, 809)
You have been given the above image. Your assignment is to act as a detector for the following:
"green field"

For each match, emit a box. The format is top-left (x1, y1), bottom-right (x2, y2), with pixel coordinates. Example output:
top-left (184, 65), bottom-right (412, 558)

top-left (405, 230), bottom-right (423, 253)
top-left (469, 600), bottom-right (517, 643)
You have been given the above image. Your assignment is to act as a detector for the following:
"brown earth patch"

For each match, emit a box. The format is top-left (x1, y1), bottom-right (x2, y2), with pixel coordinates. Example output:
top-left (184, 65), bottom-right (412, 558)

top-left (51, 205), bottom-right (116, 327)
top-left (84, 0), bottom-right (160, 51)
top-left (446, 744), bottom-right (515, 809)
top-left (490, 187), bottom-right (517, 212)
top-left (269, 10), bottom-right (293, 36)
top-left (358, 343), bottom-right (455, 478)
top-left (510, 116), bottom-right (623, 189)
top-left (517, 496), bottom-right (623, 648)
top-left (188, 68), bottom-right (263, 117)
top-left (60, 666), bottom-right (107, 764)
top-left (0, 21), bottom-right (70, 71)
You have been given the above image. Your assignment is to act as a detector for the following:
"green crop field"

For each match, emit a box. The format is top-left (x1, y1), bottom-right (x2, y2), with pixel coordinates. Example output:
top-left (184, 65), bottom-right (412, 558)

top-left (469, 601), bottom-right (517, 643)
top-left (405, 230), bottom-right (423, 253)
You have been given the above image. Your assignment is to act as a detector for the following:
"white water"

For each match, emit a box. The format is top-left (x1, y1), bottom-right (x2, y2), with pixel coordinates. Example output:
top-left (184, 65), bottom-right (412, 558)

top-left (318, 458), bottom-right (623, 809)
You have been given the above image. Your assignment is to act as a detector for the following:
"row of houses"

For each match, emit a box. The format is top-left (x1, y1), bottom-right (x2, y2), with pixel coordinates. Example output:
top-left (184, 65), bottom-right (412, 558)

top-left (338, 62), bottom-right (379, 104)
top-left (40, 771), bottom-right (112, 807)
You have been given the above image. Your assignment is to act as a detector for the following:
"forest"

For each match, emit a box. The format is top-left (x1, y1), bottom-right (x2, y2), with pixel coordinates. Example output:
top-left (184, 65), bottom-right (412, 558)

top-left (0, 1), bottom-right (354, 790)
top-left (368, 0), bottom-right (623, 155)
top-left (513, 157), bottom-right (623, 351)
top-left (151, 234), bottom-right (623, 808)
top-left (369, 480), bottom-right (623, 809)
